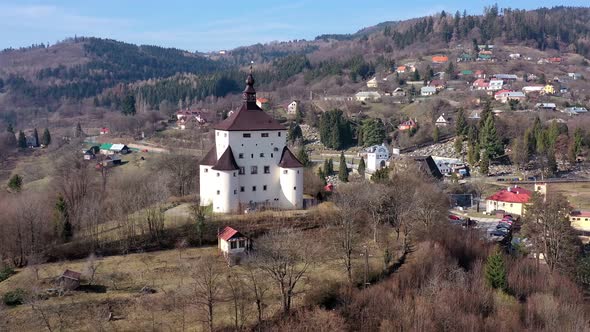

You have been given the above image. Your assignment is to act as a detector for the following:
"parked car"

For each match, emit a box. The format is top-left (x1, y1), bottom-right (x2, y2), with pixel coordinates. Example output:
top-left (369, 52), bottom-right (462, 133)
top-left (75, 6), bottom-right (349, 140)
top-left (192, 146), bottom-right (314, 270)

top-left (449, 214), bottom-right (462, 221)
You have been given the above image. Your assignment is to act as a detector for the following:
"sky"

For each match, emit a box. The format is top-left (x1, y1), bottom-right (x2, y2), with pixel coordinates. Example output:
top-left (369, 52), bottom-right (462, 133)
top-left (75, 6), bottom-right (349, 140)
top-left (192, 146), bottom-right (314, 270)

top-left (0, 0), bottom-right (588, 52)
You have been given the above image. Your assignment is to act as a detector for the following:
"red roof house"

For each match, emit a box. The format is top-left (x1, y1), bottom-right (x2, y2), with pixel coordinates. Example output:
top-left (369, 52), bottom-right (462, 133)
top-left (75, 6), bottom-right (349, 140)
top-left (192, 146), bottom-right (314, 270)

top-left (472, 79), bottom-right (489, 90)
top-left (486, 186), bottom-right (533, 215)
top-left (218, 226), bottom-right (250, 264)
top-left (398, 119), bottom-right (417, 131)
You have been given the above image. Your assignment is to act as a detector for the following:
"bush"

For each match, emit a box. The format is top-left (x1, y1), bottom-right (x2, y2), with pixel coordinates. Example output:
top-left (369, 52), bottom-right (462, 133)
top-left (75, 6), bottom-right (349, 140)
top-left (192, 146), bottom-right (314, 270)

top-left (0, 266), bottom-right (15, 282)
top-left (3, 288), bottom-right (26, 306)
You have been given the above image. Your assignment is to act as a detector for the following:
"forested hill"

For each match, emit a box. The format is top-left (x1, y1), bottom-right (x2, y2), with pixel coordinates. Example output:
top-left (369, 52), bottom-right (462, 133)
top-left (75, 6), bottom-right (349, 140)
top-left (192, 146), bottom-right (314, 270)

top-left (0, 5), bottom-right (589, 115)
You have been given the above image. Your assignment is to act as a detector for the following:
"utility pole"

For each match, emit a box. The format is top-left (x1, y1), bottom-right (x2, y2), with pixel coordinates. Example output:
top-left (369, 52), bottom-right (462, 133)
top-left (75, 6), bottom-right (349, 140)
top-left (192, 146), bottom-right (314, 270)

top-left (363, 245), bottom-right (369, 289)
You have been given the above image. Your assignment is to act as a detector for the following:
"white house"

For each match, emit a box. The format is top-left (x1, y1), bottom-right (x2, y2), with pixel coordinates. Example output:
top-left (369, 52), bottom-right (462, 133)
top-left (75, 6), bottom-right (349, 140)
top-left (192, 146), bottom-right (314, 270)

top-left (435, 114), bottom-right (450, 127)
top-left (366, 77), bottom-right (378, 88)
top-left (218, 226), bottom-right (250, 265)
top-left (522, 85), bottom-right (544, 94)
top-left (563, 107), bottom-right (588, 115)
top-left (432, 156), bottom-right (464, 174)
top-left (488, 79), bottom-right (504, 91)
top-left (287, 100), bottom-right (299, 115)
top-left (355, 91), bottom-right (382, 102)
top-left (365, 143), bottom-right (389, 173)
top-left (199, 72), bottom-right (304, 213)
top-left (420, 86), bottom-right (436, 96)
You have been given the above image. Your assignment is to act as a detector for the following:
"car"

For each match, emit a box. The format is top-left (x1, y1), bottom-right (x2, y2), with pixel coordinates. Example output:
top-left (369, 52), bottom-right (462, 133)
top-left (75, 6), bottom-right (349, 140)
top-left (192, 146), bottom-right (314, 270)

top-left (449, 214), bottom-right (462, 221)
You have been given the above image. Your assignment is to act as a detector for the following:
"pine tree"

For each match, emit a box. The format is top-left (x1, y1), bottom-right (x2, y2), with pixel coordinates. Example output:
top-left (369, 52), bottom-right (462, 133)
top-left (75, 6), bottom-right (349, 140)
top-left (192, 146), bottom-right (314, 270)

top-left (481, 115), bottom-right (503, 159)
top-left (484, 248), bottom-right (507, 291)
top-left (17, 130), bottom-right (27, 149)
top-left (455, 108), bottom-right (467, 136)
top-left (317, 167), bottom-right (326, 185)
top-left (288, 124), bottom-right (303, 143)
top-left (122, 95), bottom-right (136, 116)
top-left (54, 195), bottom-right (72, 242)
top-left (41, 128), bottom-right (51, 146)
top-left (327, 159), bottom-right (334, 176)
top-left (480, 150), bottom-right (490, 175)
top-left (454, 136), bottom-right (463, 154)
top-left (338, 152), bottom-right (349, 182)
top-left (358, 157), bottom-right (366, 178)
top-left (296, 147), bottom-right (310, 167)
top-left (75, 122), bottom-right (84, 138)
top-left (432, 126), bottom-right (440, 143)
top-left (32, 128), bottom-right (39, 147)
top-left (7, 174), bottom-right (23, 192)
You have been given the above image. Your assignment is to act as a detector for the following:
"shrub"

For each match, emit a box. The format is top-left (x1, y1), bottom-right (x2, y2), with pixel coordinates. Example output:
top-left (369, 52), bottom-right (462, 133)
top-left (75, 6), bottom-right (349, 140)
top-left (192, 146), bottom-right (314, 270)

top-left (3, 288), bottom-right (26, 306)
top-left (0, 266), bottom-right (15, 282)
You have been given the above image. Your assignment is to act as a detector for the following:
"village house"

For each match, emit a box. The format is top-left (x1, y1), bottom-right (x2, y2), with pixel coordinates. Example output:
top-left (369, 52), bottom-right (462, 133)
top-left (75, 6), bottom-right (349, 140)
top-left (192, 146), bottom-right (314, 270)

top-left (543, 84), bottom-right (556, 95)
top-left (536, 103), bottom-right (557, 111)
top-left (568, 72), bottom-right (582, 80)
top-left (432, 156), bottom-right (464, 175)
top-left (286, 100), bottom-right (299, 115)
top-left (522, 85), bottom-right (545, 94)
top-left (256, 97), bottom-right (270, 109)
top-left (486, 185), bottom-right (532, 216)
top-left (199, 72), bottom-right (303, 213)
top-left (218, 226), bottom-right (250, 264)
top-left (83, 149), bottom-right (96, 160)
top-left (404, 156), bottom-right (443, 179)
top-left (472, 78), bottom-right (489, 90)
top-left (459, 70), bottom-right (473, 76)
top-left (487, 79), bottom-right (504, 91)
top-left (474, 70), bottom-right (486, 78)
top-left (428, 79), bottom-right (446, 91)
top-left (398, 119), bottom-right (417, 131)
top-left (457, 53), bottom-right (474, 62)
top-left (432, 55), bottom-right (449, 63)
top-left (435, 114), bottom-right (450, 127)
top-left (56, 269), bottom-right (81, 291)
top-left (494, 74), bottom-right (519, 82)
top-left (563, 107), bottom-right (588, 116)
top-left (468, 110), bottom-right (482, 120)
top-left (99, 127), bottom-right (110, 135)
top-left (355, 91), bottom-right (382, 102)
top-left (364, 143), bottom-right (390, 172)
top-left (366, 77), bottom-right (378, 88)
top-left (494, 90), bottom-right (526, 103)
top-left (420, 86), bottom-right (436, 96)
top-left (392, 87), bottom-right (406, 97)
top-left (509, 53), bottom-right (521, 59)
top-left (570, 211), bottom-right (590, 232)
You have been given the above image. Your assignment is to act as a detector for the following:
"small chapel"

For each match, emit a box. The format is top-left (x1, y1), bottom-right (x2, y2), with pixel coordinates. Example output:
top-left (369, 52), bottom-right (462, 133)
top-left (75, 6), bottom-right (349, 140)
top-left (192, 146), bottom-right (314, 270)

top-left (199, 71), bottom-right (304, 213)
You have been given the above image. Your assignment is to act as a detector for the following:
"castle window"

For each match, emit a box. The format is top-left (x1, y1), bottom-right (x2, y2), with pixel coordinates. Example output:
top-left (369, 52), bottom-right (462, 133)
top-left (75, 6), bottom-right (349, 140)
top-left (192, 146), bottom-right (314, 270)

top-left (251, 154), bottom-right (254, 158)
top-left (252, 186), bottom-right (257, 191)
top-left (234, 190), bottom-right (237, 195)
top-left (297, 170), bottom-right (300, 174)
top-left (264, 166), bottom-right (270, 174)
top-left (204, 168), bottom-right (208, 173)
top-left (251, 166), bottom-right (258, 174)
top-left (263, 185), bottom-right (267, 191)
top-left (239, 153), bottom-right (244, 159)
top-left (243, 133), bottom-right (251, 138)
top-left (240, 186), bottom-right (245, 192)
top-left (260, 153), bottom-right (265, 157)
top-left (216, 172), bottom-right (220, 177)
top-left (278, 132), bottom-right (281, 137)
top-left (233, 172), bottom-right (236, 177)
top-left (217, 190), bottom-right (220, 195)
top-left (217, 132), bottom-right (219, 136)
top-left (294, 187), bottom-right (296, 190)
top-left (224, 133), bottom-right (227, 137)
top-left (283, 170), bottom-right (288, 174)
top-left (274, 147), bottom-right (279, 151)
top-left (261, 133), bottom-right (269, 137)
top-left (239, 167), bottom-right (245, 175)
top-left (271, 153), bottom-right (274, 158)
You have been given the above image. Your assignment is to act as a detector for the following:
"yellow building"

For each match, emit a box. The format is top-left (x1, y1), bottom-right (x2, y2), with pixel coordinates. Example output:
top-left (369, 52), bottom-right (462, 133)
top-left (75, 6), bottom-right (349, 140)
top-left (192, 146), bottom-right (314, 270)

top-left (543, 84), bottom-right (555, 95)
top-left (486, 186), bottom-right (532, 216)
top-left (570, 211), bottom-right (590, 232)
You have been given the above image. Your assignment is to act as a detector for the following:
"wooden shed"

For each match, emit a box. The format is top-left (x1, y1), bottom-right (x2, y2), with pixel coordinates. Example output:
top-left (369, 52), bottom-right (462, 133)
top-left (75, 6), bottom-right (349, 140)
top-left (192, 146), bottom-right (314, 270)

top-left (57, 269), bottom-right (81, 290)
top-left (218, 226), bottom-right (250, 265)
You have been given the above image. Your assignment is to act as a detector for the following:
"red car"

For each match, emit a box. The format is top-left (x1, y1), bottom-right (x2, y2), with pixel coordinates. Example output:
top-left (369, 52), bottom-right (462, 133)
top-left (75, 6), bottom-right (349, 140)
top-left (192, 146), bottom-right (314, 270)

top-left (449, 214), bottom-right (462, 221)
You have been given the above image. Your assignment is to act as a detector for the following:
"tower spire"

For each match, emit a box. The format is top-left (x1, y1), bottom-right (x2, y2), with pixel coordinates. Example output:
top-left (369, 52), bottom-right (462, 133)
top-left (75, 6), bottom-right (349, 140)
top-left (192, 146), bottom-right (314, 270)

top-left (243, 63), bottom-right (256, 106)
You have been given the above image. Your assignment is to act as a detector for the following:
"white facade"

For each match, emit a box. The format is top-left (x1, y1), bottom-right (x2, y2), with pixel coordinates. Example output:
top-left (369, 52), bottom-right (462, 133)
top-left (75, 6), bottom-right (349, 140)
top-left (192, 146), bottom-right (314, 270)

top-left (199, 73), bottom-right (303, 213)
top-left (488, 79), bottom-right (504, 91)
top-left (287, 100), bottom-right (299, 114)
top-left (421, 87), bottom-right (436, 96)
top-left (367, 77), bottom-right (378, 88)
top-left (365, 143), bottom-right (390, 173)
top-left (432, 156), bottom-right (463, 174)
top-left (355, 91), bottom-right (382, 102)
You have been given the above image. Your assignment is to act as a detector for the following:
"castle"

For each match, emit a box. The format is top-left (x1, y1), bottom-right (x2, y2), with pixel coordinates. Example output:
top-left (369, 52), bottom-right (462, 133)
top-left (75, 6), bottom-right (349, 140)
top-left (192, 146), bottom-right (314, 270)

top-left (199, 71), bottom-right (304, 213)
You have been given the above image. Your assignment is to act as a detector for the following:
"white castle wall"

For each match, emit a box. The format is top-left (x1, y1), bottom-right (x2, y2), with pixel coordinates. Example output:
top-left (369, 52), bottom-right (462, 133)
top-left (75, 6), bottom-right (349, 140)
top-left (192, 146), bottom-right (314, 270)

top-left (279, 167), bottom-right (303, 209)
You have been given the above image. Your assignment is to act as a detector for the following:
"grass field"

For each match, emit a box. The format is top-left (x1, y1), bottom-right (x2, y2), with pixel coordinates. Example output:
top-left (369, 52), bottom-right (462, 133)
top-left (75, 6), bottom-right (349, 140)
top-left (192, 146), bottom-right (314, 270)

top-left (0, 240), bottom-right (388, 331)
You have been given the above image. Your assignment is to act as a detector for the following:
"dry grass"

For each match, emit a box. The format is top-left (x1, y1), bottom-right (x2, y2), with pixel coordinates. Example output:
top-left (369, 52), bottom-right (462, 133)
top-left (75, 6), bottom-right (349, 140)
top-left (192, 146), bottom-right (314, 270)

top-left (0, 240), bottom-right (386, 331)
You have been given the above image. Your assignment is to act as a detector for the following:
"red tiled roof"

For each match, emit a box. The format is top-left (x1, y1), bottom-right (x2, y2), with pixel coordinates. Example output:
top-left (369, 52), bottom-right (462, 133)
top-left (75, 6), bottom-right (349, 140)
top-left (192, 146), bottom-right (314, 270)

top-left (218, 226), bottom-right (243, 241)
top-left (200, 146), bottom-right (217, 166)
top-left (571, 210), bottom-right (590, 218)
top-left (495, 89), bottom-right (512, 96)
top-left (212, 146), bottom-right (239, 171)
top-left (213, 103), bottom-right (285, 131)
top-left (256, 98), bottom-right (269, 103)
top-left (278, 146), bottom-right (303, 168)
top-left (487, 186), bottom-right (532, 203)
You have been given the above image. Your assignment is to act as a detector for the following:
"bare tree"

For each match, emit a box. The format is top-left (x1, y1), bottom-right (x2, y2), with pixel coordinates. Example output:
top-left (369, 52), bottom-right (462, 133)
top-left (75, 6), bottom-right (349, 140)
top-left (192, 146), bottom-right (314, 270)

top-left (254, 228), bottom-right (320, 314)
top-left (85, 253), bottom-right (101, 285)
top-left (242, 264), bottom-right (270, 326)
top-left (523, 193), bottom-right (579, 273)
top-left (226, 269), bottom-right (250, 331)
top-left (190, 256), bottom-right (224, 332)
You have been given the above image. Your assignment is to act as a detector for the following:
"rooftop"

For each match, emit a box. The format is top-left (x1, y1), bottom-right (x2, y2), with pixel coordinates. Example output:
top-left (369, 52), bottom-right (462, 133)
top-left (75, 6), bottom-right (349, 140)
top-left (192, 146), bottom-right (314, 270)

top-left (487, 186), bottom-right (532, 203)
